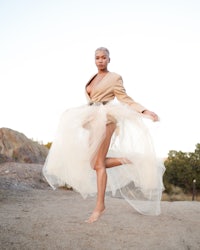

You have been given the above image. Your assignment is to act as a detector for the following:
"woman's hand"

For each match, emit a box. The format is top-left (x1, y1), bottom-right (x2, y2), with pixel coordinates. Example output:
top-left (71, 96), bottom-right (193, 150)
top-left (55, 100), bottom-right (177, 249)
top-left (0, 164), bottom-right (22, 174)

top-left (142, 110), bottom-right (159, 122)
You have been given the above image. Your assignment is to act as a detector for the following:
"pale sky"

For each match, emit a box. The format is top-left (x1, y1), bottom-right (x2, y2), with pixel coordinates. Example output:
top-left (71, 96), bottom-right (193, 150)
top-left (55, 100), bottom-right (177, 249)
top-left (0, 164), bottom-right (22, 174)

top-left (1, 0), bottom-right (200, 157)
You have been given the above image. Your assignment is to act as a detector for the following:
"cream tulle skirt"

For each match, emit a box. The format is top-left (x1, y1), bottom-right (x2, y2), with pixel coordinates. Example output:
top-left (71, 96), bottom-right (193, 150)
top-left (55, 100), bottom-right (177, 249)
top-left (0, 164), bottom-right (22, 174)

top-left (43, 102), bottom-right (165, 215)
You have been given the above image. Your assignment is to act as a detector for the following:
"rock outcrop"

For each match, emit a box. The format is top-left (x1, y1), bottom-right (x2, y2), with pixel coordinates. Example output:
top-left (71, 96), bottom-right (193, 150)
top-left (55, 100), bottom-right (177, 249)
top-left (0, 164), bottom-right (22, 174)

top-left (0, 128), bottom-right (48, 164)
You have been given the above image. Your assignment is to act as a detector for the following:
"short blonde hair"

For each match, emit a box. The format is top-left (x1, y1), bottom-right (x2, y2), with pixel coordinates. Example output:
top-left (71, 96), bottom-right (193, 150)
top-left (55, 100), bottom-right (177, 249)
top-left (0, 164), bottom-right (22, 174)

top-left (95, 47), bottom-right (110, 57)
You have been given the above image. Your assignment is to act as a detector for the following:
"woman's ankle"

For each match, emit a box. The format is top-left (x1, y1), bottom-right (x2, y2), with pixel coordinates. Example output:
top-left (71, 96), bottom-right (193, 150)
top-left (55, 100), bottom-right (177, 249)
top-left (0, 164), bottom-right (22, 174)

top-left (94, 202), bottom-right (105, 212)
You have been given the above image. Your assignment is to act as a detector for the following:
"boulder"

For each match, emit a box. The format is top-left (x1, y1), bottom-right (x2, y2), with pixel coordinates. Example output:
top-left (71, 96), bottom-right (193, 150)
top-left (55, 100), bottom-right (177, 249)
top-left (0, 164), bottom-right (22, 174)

top-left (0, 128), bottom-right (48, 164)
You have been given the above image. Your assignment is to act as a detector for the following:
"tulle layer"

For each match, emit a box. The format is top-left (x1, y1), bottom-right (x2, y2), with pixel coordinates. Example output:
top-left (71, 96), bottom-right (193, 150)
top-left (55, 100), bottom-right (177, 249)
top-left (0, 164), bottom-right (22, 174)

top-left (43, 102), bottom-right (165, 215)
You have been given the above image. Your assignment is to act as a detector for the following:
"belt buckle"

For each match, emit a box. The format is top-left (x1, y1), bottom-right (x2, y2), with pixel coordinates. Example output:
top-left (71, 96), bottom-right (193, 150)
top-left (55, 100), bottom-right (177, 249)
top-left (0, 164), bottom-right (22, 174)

top-left (89, 102), bottom-right (101, 106)
top-left (94, 102), bottom-right (101, 106)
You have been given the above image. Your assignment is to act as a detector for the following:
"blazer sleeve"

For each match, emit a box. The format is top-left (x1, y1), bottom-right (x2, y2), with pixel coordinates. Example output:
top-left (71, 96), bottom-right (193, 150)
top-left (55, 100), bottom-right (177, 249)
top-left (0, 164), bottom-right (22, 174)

top-left (114, 75), bottom-right (146, 113)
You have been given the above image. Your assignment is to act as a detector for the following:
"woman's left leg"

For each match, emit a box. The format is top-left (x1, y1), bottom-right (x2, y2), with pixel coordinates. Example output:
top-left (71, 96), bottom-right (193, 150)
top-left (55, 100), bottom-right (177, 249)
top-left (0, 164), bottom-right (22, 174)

top-left (86, 122), bottom-right (116, 223)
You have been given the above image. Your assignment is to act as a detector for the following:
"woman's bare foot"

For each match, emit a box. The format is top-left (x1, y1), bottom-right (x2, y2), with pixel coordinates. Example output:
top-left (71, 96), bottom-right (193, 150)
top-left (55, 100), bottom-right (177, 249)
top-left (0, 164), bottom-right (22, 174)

top-left (85, 208), bottom-right (105, 223)
top-left (120, 158), bottom-right (132, 164)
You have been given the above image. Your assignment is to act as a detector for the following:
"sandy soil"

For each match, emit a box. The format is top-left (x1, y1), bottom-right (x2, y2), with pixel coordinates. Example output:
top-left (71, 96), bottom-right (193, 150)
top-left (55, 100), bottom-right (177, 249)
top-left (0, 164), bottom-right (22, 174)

top-left (0, 187), bottom-right (200, 250)
top-left (0, 162), bottom-right (199, 249)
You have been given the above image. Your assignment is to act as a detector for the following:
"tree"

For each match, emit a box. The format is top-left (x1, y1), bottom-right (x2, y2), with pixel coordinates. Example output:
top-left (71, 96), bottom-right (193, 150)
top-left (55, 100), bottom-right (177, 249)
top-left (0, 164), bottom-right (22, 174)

top-left (164, 144), bottom-right (200, 193)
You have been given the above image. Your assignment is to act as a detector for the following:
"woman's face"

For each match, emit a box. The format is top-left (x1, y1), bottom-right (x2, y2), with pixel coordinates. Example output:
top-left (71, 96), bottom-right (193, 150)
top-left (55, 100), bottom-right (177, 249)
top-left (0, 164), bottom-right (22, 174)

top-left (95, 50), bottom-right (110, 71)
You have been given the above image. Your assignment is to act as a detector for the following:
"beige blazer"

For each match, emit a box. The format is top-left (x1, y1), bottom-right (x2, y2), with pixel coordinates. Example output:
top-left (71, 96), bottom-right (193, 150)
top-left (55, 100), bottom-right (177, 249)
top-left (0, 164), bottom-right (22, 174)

top-left (85, 72), bottom-right (146, 113)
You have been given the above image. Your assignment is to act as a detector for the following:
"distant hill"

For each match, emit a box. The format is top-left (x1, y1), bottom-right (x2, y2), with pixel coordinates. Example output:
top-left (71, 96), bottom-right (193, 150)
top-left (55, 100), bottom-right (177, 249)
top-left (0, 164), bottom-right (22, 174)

top-left (0, 128), bottom-right (48, 164)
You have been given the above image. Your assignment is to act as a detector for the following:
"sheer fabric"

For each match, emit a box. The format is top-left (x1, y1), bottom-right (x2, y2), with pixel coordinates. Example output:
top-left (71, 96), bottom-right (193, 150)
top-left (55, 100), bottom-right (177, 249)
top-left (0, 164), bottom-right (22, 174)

top-left (43, 102), bottom-right (165, 215)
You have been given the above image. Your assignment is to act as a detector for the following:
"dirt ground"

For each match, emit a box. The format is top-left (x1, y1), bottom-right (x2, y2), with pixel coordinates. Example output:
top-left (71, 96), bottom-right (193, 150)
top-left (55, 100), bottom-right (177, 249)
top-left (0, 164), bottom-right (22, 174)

top-left (0, 187), bottom-right (200, 250)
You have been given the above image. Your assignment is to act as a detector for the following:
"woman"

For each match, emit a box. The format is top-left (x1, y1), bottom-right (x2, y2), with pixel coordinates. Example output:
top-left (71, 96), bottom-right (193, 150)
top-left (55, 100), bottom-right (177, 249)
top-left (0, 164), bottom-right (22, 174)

top-left (43, 47), bottom-right (165, 223)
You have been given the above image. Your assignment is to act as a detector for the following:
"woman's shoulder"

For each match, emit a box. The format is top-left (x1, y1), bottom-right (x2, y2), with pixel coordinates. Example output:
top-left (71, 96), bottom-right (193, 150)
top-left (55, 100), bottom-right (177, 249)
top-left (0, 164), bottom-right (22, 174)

top-left (109, 72), bottom-right (122, 79)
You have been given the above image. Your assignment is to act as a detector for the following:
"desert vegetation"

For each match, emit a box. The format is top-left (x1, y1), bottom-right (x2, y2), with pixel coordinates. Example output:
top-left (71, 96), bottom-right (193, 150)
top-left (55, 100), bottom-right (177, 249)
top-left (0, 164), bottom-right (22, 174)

top-left (163, 144), bottom-right (200, 201)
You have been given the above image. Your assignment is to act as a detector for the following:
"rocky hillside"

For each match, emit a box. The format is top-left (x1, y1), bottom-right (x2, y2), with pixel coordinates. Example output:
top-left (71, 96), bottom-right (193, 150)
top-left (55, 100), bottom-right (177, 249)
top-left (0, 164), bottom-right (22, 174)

top-left (0, 128), bottom-right (48, 164)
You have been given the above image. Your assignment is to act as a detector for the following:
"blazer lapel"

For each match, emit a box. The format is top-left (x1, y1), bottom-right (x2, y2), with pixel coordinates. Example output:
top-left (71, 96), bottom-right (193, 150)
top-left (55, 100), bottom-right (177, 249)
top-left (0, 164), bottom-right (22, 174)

top-left (90, 73), bottom-right (111, 97)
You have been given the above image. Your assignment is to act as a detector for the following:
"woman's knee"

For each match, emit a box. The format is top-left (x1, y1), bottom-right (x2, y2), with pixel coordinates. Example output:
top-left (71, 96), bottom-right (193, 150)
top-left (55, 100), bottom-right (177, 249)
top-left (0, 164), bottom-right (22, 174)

top-left (94, 164), bottom-right (106, 171)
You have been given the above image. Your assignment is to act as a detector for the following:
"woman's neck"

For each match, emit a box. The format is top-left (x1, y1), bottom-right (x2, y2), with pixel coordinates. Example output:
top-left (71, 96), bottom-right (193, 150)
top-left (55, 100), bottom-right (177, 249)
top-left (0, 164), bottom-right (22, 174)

top-left (97, 70), bottom-right (109, 75)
